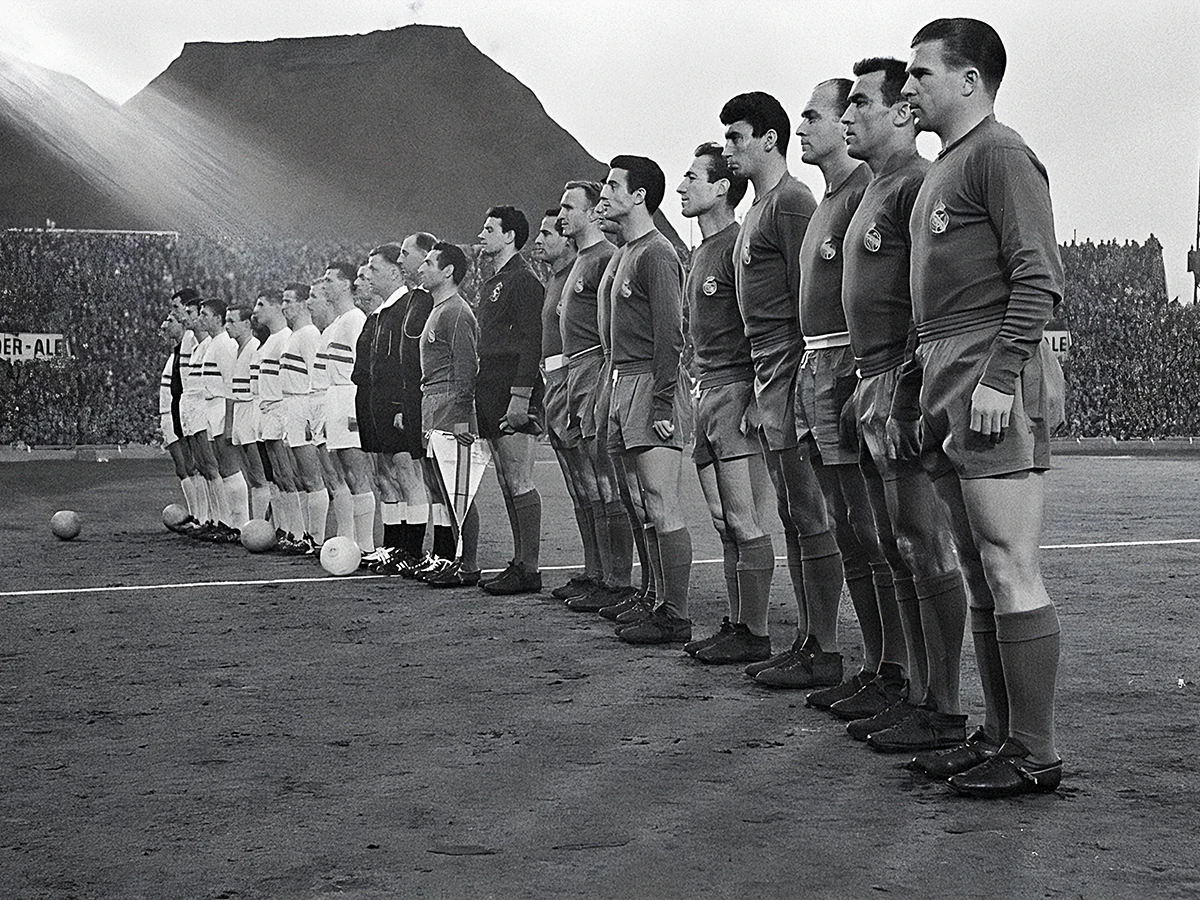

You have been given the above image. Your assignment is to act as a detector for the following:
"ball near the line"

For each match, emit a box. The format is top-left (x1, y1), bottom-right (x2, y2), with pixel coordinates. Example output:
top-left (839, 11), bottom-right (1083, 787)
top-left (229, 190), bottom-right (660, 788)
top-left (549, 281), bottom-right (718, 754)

top-left (50, 510), bottom-right (82, 541)
top-left (162, 503), bottom-right (189, 532)
top-left (320, 536), bottom-right (361, 576)
top-left (240, 518), bottom-right (277, 553)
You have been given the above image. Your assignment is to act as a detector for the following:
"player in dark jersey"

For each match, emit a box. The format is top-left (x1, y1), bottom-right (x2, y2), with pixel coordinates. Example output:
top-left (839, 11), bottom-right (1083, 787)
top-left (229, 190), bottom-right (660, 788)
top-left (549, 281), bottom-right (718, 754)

top-left (557, 181), bottom-right (641, 614)
top-left (819, 58), bottom-right (974, 755)
top-left (417, 242), bottom-right (482, 588)
top-left (474, 207), bottom-right (546, 595)
top-left (793, 79), bottom-right (897, 700)
top-left (720, 92), bottom-right (846, 684)
top-left (893, 18), bottom-right (1065, 797)
top-left (600, 155), bottom-right (693, 645)
top-left (532, 208), bottom-right (592, 588)
top-left (675, 142), bottom-right (777, 665)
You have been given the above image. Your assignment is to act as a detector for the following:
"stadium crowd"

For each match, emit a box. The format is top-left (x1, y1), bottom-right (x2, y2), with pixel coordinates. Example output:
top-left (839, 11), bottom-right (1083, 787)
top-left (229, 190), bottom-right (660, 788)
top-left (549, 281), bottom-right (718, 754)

top-left (1, 230), bottom-right (1189, 448)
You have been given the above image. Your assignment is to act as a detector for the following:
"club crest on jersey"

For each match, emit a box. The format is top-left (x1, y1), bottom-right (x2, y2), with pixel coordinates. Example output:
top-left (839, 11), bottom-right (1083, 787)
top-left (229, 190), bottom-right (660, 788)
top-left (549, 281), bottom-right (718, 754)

top-left (819, 238), bottom-right (837, 261)
top-left (864, 224), bottom-right (882, 253)
top-left (702, 275), bottom-right (717, 296)
top-left (620, 278), bottom-right (632, 299)
top-left (489, 283), bottom-right (503, 303)
top-left (930, 201), bottom-right (949, 235)
top-left (742, 244), bottom-right (752, 265)
top-left (427, 331), bottom-right (436, 343)
top-left (574, 278), bottom-right (584, 294)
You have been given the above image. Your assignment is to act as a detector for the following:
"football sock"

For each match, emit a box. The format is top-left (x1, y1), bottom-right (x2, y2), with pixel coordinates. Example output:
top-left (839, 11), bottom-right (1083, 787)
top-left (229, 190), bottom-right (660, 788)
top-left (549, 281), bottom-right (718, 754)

top-left (381, 501), bottom-right (403, 549)
top-left (180, 477), bottom-right (199, 519)
top-left (997, 605), bottom-right (1061, 763)
top-left (843, 554), bottom-right (882, 672)
top-left (250, 485), bottom-right (271, 521)
top-left (655, 527), bottom-right (692, 619)
top-left (501, 490), bottom-right (521, 563)
top-left (643, 525), bottom-right (663, 603)
top-left (512, 489), bottom-right (542, 570)
top-left (459, 502), bottom-right (479, 571)
top-left (800, 529), bottom-right (843, 650)
top-left (351, 492), bottom-right (376, 553)
top-left (305, 489), bottom-right (329, 544)
top-left (223, 472), bottom-right (250, 529)
top-left (604, 499), bottom-right (634, 587)
top-left (407, 502), bottom-right (429, 556)
top-left (576, 505), bottom-right (602, 581)
top-left (432, 525), bottom-right (455, 559)
top-left (332, 488), bottom-right (354, 538)
top-left (718, 527), bottom-right (741, 621)
top-left (206, 477), bottom-right (228, 525)
top-left (736, 534), bottom-right (774, 637)
top-left (970, 606), bottom-right (1010, 745)
top-left (874, 564), bottom-right (908, 673)
top-left (783, 529), bottom-right (807, 636)
top-left (916, 570), bottom-right (966, 714)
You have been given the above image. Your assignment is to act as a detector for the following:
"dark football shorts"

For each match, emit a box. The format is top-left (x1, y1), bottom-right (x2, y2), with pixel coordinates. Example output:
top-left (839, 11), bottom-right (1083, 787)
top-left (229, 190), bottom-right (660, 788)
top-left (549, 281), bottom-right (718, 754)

top-left (795, 344), bottom-right (861, 466)
top-left (918, 329), bottom-right (1063, 480)
top-left (421, 386), bottom-right (477, 448)
top-left (606, 365), bottom-right (686, 454)
top-left (476, 353), bottom-right (544, 441)
top-left (853, 365), bottom-right (922, 483)
top-left (566, 349), bottom-right (605, 447)
top-left (542, 364), bottom-right (571, 448)
top-left (749, 337), bottom-right (802, 452)
top-left (692, 377), bottom-right (760, 468)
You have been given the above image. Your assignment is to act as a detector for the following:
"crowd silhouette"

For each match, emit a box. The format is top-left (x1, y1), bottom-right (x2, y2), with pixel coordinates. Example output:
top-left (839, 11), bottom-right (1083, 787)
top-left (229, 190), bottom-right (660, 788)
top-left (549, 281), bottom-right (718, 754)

top-left (0, 229), bottom-right (1190, 445)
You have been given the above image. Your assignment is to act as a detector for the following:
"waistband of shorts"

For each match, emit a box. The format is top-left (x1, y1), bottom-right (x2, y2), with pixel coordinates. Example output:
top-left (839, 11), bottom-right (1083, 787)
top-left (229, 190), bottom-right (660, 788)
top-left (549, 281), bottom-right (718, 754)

top-left (856, 347), bottom-right (908, 379)
top-left (693, 367), bottom-right (754, 390)
top-left (566, 345), bottom-right (604, 367)
top-left (916, 307), bottom-right (1005, 343)
top-left (543, 353), bottom-right (566, 373)
top-left (803, 331), bottom-right (851, 350)
top-left (613, 359), bottom-right (653, 377)
top-left (749, 328), bottom-right (800, 354)
top-left (422, 382), bottom-right (456, 396)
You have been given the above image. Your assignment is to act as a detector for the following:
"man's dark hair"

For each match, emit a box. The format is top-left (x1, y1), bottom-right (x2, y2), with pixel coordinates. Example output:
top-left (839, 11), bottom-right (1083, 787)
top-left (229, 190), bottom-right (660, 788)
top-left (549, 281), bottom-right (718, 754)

top-left (432, 241), bottom-right (470, 285)
top-left (608, 155), bottom-right (666, 215)
top-left (227, 303), bottom-right (253, 322)
top-left (694, 142), bottom-right (749, 209)
top-left (283, 282), bottom-right (310, 301)
top-left (912, 17), bottom-right (1006, 92)
top-left (486, 206), bottom-right (530, 250)
top-left (852, 57), bottom-right (910, 106)
top-left (818, 78), bottom-right (854, 116)
top-left (720, 91), bottom-right (791, 157)
top-left (563, 179), bottom-right (602, 208)
top-left (172, 287), bottom-right (200, 304)
top-left (368, 243), bottom-right (404, 265)
top-left (326, 261), bottom-right (358, 283)
top-left (257, 289), bottom-right (283, 305)
top-left (202, 297), bottom-right (227, 320)
top-left (406, 232), bottom-right (438, 254)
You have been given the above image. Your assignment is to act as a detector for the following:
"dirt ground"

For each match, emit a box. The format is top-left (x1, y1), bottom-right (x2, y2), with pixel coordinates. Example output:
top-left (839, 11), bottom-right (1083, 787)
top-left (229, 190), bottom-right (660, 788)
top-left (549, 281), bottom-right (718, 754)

top-left (2, 449), bottom-right (1198, 899)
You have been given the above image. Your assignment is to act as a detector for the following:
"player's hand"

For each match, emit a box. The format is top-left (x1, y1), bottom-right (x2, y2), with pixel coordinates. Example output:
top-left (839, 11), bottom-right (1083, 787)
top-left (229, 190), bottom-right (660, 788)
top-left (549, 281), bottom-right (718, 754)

top-left (739, 397), bottom-right (761, 437)
top-left (393, 412), bottom-right (404, 431)
top-left (504, 395), bottom-right (532, 431)
top-left (652, 418), bottom-right (675, 441)
top-left (970, 383), bottom-right (1014, 441)
top-left (452, 422), bottom-right (475, 445)
top-left (885, 415), bottom-right (921, 461)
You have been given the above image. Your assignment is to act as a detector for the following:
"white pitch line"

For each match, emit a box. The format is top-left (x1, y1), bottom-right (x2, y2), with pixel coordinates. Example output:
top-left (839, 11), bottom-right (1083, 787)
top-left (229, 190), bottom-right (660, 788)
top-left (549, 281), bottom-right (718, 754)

top-left (3, 537), bottom-right (1198, 599)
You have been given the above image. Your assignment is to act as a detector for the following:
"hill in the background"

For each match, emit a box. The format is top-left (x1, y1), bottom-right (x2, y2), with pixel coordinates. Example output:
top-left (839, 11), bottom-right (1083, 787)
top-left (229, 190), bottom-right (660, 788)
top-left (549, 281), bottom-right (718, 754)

top-left (0, 25), bottom-right (681, 247)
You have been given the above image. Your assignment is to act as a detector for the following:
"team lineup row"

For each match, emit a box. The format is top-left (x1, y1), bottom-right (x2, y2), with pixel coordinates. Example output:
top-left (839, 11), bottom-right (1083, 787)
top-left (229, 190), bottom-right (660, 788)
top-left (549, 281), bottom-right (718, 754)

top-left (157, 17), bottom-right (1065, 800)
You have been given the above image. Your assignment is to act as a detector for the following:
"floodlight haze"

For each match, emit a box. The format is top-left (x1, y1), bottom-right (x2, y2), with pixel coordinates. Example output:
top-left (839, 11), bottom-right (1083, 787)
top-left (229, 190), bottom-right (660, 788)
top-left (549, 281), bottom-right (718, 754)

top-left (2, 0), bottom-right (1198, 300)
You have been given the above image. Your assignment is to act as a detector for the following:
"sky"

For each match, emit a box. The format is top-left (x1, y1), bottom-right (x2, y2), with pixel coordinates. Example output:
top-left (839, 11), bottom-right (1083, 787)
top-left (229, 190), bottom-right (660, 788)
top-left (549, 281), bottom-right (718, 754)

top-left (2, 0), bottom-right (1199, 301)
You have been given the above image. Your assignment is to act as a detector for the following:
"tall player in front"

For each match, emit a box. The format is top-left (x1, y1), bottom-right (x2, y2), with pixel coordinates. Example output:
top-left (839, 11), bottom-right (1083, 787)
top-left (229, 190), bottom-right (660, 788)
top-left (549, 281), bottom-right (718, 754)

top-left (895, 18), bottom-right (1066, 796)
